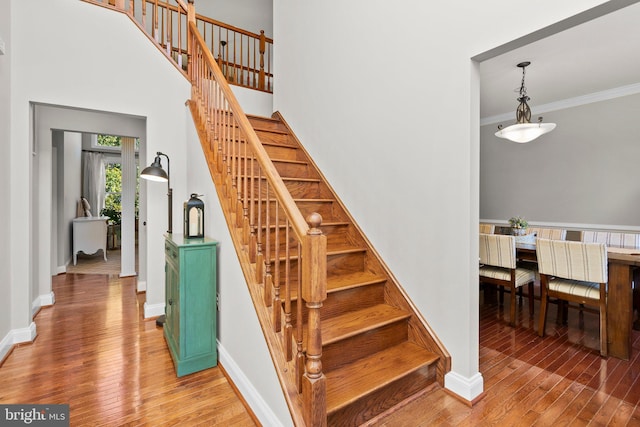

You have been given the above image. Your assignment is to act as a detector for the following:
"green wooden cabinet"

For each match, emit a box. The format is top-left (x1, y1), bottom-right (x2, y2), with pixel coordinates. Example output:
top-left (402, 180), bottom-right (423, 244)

top-left (164, 234), bottom-right (218, 377)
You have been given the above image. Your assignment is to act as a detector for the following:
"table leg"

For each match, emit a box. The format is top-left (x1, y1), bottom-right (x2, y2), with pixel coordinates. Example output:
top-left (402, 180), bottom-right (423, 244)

top-left (608, 262), bottom-right (633, 360)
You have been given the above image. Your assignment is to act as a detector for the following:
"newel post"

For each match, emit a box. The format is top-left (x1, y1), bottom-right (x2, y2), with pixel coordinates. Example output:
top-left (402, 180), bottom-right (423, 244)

top-left (301, 213), bottom-right (327, 427)
top-left (258, 30), bottom-right (266, 91)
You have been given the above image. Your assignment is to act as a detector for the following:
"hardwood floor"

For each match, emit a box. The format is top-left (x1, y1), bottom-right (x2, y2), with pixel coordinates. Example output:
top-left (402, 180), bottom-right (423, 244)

top-left (2, 275), bottom-right (640, 426)
top-left (370, 287), bottom-right (640, 426)
top-left (0, 273), bottom-right (257, 426)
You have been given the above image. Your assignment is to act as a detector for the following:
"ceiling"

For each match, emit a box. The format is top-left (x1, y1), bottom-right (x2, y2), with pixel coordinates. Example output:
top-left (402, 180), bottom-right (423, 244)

top-left (480, 2), bottom-right (640, 122)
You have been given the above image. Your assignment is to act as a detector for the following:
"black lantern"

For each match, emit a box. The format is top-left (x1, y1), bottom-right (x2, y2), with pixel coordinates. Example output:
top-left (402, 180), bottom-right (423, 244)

top-left (184, 193), bottom-right (204, 238)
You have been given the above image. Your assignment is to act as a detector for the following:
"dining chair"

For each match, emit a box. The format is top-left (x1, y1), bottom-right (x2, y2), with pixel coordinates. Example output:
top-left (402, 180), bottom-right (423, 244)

top-left (581, 231), bottom-right (640, 248)
top-left (479, 223), bottom-right (495, 234)
top-left (581, 231), bottom-right (640, 325)
top-left (479, 233), bottom-right (536, 326)
top-left (536, 238), bottom-right (608, 356)
top-left (526, 227), bottom-right (566, 240)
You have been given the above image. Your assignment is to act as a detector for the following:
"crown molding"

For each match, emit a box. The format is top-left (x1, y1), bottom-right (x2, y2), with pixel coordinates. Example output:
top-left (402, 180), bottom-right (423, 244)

top-left (481, 82), bottom-right (640, 126)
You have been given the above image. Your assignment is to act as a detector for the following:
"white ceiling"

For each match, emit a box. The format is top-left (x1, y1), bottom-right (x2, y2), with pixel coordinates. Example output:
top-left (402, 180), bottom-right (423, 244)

top-left (480, 2), bottom-right (640, 122)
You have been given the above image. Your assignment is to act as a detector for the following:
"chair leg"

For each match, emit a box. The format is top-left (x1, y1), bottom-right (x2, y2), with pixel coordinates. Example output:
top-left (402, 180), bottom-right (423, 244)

top-left (528, 282), bottom-right (534, 318)
top-left (510, 284), bottom-right (517, 327)
top-left (600, 285), bottom-right (607, 357)
top-left (538, 277), bottom-right (548, 337)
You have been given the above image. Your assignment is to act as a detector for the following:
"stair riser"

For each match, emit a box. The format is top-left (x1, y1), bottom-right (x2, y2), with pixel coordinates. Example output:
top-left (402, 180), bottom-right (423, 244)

top-left (327, 364), bottom-right (437, 426)
top-left (322, 321), bottom-right (409, 373)
top-left (247, 118), bottom-right (289, 133)
top-left (231, 157), bottom-right (315, 179)
top-left (263, 224), bottom-right (353, 252)
top-left (255, 200), bottom-right (345, 224)
top-left (267, 251), bottom-right (367, 283)
top-left (254, 130), bottom-right (293, 146)
top-left (240, 177), bottom-right (333, 199)
top-left (289, 282), bottom-right (386, 324)
top-left (231, 140), bottom-right (302, 161)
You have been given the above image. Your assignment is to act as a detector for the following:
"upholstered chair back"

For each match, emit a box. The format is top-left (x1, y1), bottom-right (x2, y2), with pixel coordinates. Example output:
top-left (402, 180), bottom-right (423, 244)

top-left (581, 231), bottom-right (640, 249)
top-left (479, 223), bottom-right (495, 234)
top-left (527, 227), bottom-right (566, 240)
top-left (536, 238), bottom-right (607, 283)
top-left (479, 233), bottom-right (516, 270)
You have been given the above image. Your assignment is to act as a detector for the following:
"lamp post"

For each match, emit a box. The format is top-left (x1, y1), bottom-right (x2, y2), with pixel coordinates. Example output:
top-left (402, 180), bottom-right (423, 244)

top-left (140, 151), bottom-right (172, 327)
top-left (141, 152), bottom-right (173, 234)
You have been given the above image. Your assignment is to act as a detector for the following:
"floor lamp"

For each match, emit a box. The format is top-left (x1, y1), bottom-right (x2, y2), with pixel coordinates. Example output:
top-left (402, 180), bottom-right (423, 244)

top-left (141, 151), bottom-right (172, 326)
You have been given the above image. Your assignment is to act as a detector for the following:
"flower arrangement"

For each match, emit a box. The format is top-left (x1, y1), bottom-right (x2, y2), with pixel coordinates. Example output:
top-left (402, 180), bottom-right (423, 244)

top-left (508, 216), bottom-right (528, 230)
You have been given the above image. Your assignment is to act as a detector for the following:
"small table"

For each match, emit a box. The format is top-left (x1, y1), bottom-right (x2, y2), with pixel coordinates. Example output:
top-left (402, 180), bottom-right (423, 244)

top-left (73, 217), bottom-right (109, 265)
top-left (517, 243), bottom-right (640, 360)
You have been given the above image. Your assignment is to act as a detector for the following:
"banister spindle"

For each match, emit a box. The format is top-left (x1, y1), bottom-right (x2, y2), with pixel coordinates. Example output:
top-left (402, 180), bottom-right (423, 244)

top-left (296, 241), bottom-right (304, 392)
top-left (259, 30), bottom-right (266, 91)
top-left (249, 152), bottom-right (257, 263)
top-left (255, 167), bottom-right (264, 282)
top-left (273, 200), bottom-right (282, 332)
top-left (284, 219), bottom-right (293, 361)
top-left (263, 181), bottom-right (272, 307)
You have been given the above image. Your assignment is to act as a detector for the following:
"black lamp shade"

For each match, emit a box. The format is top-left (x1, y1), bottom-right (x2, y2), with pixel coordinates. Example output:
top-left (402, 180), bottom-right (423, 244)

top-left (184, 194), bottom-right (204, 238)
top-left (141, 156), bottom-right (168, 182)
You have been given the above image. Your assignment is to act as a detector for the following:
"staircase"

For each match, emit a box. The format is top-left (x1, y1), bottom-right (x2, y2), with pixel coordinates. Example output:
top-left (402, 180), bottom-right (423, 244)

top-left (190, 103), bottom-right (451, 425)
top-left (85, 1), bottom-right (451, 424)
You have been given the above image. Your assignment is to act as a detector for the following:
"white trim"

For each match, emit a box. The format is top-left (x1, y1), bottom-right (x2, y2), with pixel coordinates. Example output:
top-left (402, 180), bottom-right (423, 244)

top-left (143, 301), bottom-right (164, 319)
top-left (32, 292), bottom-right (56, 317)
top-left (136, 279), bottom-right (147, 293)
top-left (217, 343), bottom-right (285, 427)
top-left (1, 323), bottom-right (39, 361)
top-left (444, 371), bottom-right (484, 402)
top-left (56, 265), bottom-right (66, 275)
top-left (480, 219), bottom-right (640, 233)
top-left (481, 82), bottom-right (640, 126)
top-left (119, 270), bottom-right (137, 278)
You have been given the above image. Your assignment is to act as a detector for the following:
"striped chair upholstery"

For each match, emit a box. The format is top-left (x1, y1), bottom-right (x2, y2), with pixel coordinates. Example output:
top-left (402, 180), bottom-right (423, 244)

top-left (536, 238), bottom-right (608, 356)
top-left (526, 227), bottom-right (567, 240)
top-left (479, 223), bottom-right (495, 234)
top-left (581, 231), bottom-right (640, 249)
top-left (479, 234), bottom-right (536, 326)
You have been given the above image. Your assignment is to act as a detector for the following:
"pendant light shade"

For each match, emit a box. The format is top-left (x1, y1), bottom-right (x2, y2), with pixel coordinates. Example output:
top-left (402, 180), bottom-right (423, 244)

top-left (495, 61), bottom-right (556, 143)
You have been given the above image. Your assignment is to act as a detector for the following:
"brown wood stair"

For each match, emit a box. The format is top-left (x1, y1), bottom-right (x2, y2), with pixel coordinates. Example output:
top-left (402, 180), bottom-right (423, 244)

top-left (245, 113), bottom-right (449, 425)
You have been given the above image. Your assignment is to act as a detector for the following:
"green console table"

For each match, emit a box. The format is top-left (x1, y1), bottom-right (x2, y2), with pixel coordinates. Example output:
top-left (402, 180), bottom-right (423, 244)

top-left (164, 234), bottom-right (218, 377)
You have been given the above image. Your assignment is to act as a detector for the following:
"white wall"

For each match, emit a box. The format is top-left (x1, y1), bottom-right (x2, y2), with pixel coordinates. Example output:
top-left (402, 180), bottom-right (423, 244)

top-left (0, 0), bottom-right (13, 355)
top-left (273, 0), bottom-right (611, 400)
top-left (480, 92), bottom-right (640, 228)
top-left (196, 0), bottom-right (273, 38)
top-left (9, 0), bottom-right (190, 338)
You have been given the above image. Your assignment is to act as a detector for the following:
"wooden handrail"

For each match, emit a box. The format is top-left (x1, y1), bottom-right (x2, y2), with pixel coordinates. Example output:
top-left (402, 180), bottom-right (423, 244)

top-left (189, 22), bottom-right (306, 239)
top-left (188, 19), bottom-right (327, 426)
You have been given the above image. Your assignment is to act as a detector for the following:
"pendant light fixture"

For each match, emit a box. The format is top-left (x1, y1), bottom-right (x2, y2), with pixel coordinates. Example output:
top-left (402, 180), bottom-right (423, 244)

top-left (495, 61), bottom-right (556, 143)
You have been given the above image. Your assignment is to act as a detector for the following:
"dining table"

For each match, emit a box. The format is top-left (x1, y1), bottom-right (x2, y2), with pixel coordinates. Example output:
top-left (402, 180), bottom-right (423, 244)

top-left (516, 242), bottom-right (640, 360)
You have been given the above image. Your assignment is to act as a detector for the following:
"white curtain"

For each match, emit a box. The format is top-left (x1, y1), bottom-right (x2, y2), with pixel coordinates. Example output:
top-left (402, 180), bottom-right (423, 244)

top-left (82, 151), bottom-right (106, 216)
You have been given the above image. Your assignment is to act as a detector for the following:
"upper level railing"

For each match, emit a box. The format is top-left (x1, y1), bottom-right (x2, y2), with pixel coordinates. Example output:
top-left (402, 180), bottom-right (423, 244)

top-left (85, 0), bottom-right (273, 93)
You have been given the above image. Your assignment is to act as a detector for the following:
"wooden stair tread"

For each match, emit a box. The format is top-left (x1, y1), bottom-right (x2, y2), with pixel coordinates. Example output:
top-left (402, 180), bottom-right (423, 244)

top-left (325, 342), bottom-right (439, 413)
top-left (321, 304), bottom-right (410, 345)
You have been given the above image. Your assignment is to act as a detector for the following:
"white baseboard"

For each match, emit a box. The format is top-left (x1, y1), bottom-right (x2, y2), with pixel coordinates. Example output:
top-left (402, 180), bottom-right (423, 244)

top-left (56, 265), bottom-right (66, 275)
top-left (136, 279), bottom-right (147, 293)
top-left (143, 301), bottom-right (164, 319)
top-left (0, 322), bottom-right (37, 362)
top-left (119, 270), bottom-right (137, 278)
top-left (445, 371), bottom-right (484, 402)
top-left (218, 343), bottom-right (285, 427)
top-left (32, 292), bottom-right (55, 317)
